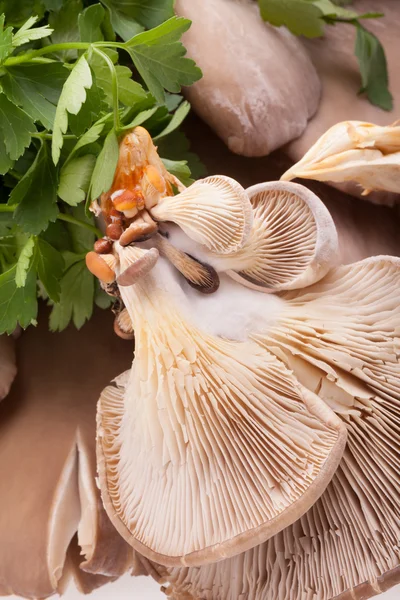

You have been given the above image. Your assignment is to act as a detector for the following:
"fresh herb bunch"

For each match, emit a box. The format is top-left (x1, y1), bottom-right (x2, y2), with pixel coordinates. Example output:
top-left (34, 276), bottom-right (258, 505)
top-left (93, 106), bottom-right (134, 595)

top-left (258, 0), bottom-right (392, 111)
top-left (0, 0), bottom-right (202, 335)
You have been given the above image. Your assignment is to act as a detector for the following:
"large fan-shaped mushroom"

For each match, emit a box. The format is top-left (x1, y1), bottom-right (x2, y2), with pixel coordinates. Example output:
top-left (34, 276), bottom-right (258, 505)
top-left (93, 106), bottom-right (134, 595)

top-left (96, 245), bottom-right (346, 567)
top-left (148, 256), bottom-right (400, 599)
top-left (0, 309), bottom-right (132, 598)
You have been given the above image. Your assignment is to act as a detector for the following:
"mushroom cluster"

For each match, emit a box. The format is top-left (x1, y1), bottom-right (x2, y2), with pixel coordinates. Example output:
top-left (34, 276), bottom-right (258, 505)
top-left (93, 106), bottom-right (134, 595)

top-left (84, 127), bottom-right (400, 599)
top-left (2, 124), bottom-right (400, 600)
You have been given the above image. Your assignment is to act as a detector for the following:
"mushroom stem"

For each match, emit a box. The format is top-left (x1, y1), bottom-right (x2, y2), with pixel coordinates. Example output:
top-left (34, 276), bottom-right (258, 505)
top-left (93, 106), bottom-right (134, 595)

top-left (154, 233), bottom-right (220, 294)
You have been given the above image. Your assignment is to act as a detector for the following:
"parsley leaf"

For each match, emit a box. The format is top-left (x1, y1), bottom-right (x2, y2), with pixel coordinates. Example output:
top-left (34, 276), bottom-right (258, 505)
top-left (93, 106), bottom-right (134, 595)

top-left (154, 100), bottom-right (190, 140)
top-left (58, 154), bottom-right (96, 205)
top-left (79, 3), bottom-right (106, 43)
top-left (35, 236), bottom-right (64, 302)
top-left (15, 235), bottom-right (35, 287)
top-left (0, 263), bottom-right (37, 334)
top-left (355, 24), bottom-right (393, 111)
top-left (0, 137), bottom-right (13, 174)
top-left (12, 15), bottom-right (53, 47)
top-left (258, 0), bottom-right (324, 38)
top-left (89, 128), bottom-right (119, 200)
top-left (89, 50), bottom-right (147, 106)
top-left (125, 17), bottom-right (202, 102)
top-left (102, 0), bottom-right (174, 30)
top-left (2, 63), bottom-right (68, 130)
top-left (0, 14), bottom-right (12, 62)
top-left (0, 93), bottom-right (35, 160)
top-left (52, 53), bottom-right (93, 164)
top-left (49, 252), bottom-right (94, 331)
top-left (161, 158), bottom-right (193, 186)
top-left (101, 0), bottom-right (143, 42)
top-left (12, 142), bottom-right (59, 234)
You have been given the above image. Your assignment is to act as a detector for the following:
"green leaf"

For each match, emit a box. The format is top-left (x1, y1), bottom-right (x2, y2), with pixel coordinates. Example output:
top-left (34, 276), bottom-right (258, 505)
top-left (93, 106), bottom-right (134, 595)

top-left (35, 237), bottom-right (64, 302)
top-left (0, 14), bottom-right (13, 62)
top-left (49, 254), bottom-right (94, 331)
top-left (89, 128), bottom-right (118, 200)
top-left (58, 154), bottom-right (96, 205)
top-left (49, 0), bottom-right (82, 59)
top-left (52, 53), bottom-right (93, 165)
top-left (68, 79), bottom-right (106, 137)
top-left (102, 0), bottom-right (174, 30)
top-left (355, 24), bottom-right (393, 111)
top-left (2, 63), bottom-right (68, 130)
top-left (0, 137), bottom-right (14, 175)
top-left (258, 0), bottom-right (324, 38)
top-left (67, 121), bottom-right (105, 162)
top-left (90, 51), bottom-right (147, 107)
top-left (313, 0), bottom-right (358, 19)
top-left (95, 283), bottom-right (113, 309)
top-left (101, 0), bottom-right (143, 42)
top-left (154, 100), bottom-right (190, 140)
top-left (161, 157), bottom-right (193, 186)
top-left (67, 204), bottom-right (95, 253)
top-left (125, 17), bottom-right (202, 103)
top-left (0, 1), bottom-right (45, 26)
top-left (12, 142), bottom-right (59, 234)
top-left (157, 130), bottom-right (206, 180)
top-left (15, 235), bottom-right (35, 287)
top-left (0, 93), bottom-right (35, 160)
top-left (0, 264), bottom-right (38, 334)
top-left (78, 4), bottom-right (105, 42)
top-left (12, 15), bottom-right (53, 47)
top-left (122, 106), bottom-right (159, 129)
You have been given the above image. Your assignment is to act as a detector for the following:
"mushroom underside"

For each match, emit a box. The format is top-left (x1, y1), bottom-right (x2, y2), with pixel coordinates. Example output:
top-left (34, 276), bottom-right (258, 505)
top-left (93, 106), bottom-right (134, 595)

top-left (149, 256), bottom-right (400, 599)
top-left (96, 248), bottom-right (346, 568)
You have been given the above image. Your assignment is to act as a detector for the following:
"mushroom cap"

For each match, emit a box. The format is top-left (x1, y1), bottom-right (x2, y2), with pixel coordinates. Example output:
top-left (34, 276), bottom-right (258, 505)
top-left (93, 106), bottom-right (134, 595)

top-left (97, 246), bottom-right (346, 567)
top-left (175, 0), bottom-right (320, 156)
top-left (0, 334), bottom-right (16, 402)
top-left (0, 308), bottom-right (132, 598)
top-left (150, 175), bottom-right (253, 254)
top-left (150, 256), bottom-right (400, 600)
top-left (282, 121), bottom-right (400, 195)
top-left (287, 0), bottom-right (400, 204)
top-left (226, 181), bottom-right (338, 292)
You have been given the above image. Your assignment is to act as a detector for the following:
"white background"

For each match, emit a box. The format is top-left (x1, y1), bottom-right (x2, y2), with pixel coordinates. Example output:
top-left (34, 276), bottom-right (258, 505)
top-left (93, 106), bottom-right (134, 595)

top-left (11, 574), bottom-right (400, 598)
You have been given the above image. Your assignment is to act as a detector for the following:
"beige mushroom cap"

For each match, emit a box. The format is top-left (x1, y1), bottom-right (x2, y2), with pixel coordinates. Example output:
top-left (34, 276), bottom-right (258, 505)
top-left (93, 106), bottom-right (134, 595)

top-left (150, 256), bottom-right (400, 599)
top-left (282, 121), bottom-right (400, 195)
top-left (150, 175), bottom-right (253, 254)
top-left (97, 245), bottom-right (346, 568)
top-left (175, 0), bottom-right (320, 156)
top-left (287, 0), bottom-right (400, 204)
top-left (0, 335), bottom-right (16, 401)
top-left (0, 308), bottom-right (132, 598)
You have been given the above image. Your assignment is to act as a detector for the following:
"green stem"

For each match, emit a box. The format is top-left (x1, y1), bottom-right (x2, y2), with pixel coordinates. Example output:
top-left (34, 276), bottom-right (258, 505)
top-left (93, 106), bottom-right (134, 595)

top-left (32, 133), bottom-right (77, 140)
top-left (57, 212), bottom-right (103, 238)
top-left (0, 204), bottom-right (16, 212)
top-left (4, 42), bottom-right (93, 66)
top-left (93, 47), bottom-right (120, 132)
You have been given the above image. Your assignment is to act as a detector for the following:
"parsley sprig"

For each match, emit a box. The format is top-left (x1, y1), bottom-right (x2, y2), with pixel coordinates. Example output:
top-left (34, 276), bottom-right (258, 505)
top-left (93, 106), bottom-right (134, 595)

top-left (258, 0), bottom-right (392, 111)
top-left (0, 1), bottom-right (202, 334)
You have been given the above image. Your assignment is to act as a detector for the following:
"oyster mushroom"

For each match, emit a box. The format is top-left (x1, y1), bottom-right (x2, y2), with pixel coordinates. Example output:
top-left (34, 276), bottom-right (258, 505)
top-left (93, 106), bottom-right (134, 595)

top-left (174, 0), bottom-right (321, 156)
top-left (282, 120), bottom-right (400, 195)
top-left (150, 175), bottom-right (253, 254)
top-left (146, 256), bottom-right (400, 600)
top-left (0, 308), bottom-right (132, 598)
top-left (0, 335), bottom-right (16, 401)
top-left (97, 244), bottom-right (347, 567)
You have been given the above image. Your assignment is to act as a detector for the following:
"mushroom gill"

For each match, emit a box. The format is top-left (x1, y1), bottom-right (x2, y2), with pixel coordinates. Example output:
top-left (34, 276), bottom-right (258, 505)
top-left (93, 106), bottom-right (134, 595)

top-left (0, 309), bottom-right (132, 598)
top-left (282, 121), bottom-right (400, 195)
top-left (96, 245), bottom-right (346, 567)
top-left (151, 257), bottom-right (400, 599)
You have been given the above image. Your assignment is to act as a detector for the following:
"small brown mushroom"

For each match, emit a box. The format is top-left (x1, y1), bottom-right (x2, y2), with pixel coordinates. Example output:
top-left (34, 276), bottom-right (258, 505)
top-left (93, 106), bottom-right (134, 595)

top-left (119, 214), bottom-right (158, 246)
top-left (85, 252), bottom-right (116, 283)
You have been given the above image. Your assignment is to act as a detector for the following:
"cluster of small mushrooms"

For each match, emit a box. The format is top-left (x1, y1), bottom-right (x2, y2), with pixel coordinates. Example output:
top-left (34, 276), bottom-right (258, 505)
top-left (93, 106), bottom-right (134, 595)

top-left (58, 121), bottom-right (400, 600)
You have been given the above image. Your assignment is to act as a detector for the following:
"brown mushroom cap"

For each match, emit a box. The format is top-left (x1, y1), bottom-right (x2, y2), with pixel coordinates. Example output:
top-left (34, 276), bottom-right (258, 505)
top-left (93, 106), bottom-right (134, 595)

top-left (0, 334), bottom-right (16, 402)
top-left (153, 256), bottom-right (400, 599)
top-left (97, 246), bottom-right (346, 568)
top-left (0, 308), bottom-right (132, 598)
